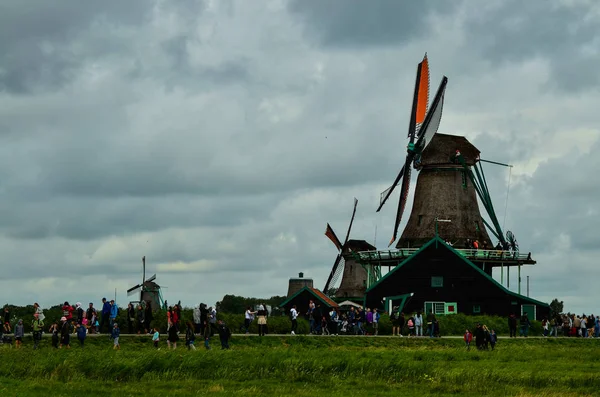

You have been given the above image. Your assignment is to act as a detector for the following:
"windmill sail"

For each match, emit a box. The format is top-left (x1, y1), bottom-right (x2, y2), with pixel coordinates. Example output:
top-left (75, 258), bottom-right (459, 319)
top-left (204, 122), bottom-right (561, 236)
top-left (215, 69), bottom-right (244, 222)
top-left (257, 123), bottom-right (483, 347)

top-left (343, 198), bottom-right (358, 245)
top-left (325, 223), bottom-right (343, 251)
top-left (415, 54), bottom-right (430, 132)
top-left (421, 88), bottom-right (445, 151)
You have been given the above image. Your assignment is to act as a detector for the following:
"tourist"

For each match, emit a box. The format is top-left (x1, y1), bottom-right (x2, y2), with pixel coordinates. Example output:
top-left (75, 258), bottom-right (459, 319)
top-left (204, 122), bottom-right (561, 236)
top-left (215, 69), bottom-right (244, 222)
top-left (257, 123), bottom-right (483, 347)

top-left (520, 313), bottom-right (530, 337)
top-left (508, 313), bottom-right (517, 337)
top-left (14, 319), bottom-right (24, 348)
top-left (244, 306), bottom-right (256, 334)
top-left (290, 305), bottom-right (298, 335)
top-left (76, 323), bottom-right (86, 348)
top-left (100, 298), bottom-right (110, 333)
top-left (75, 302), bottom-right (84, 325)
top-left (193, 304), bottom-right (202, 334)
top-left (33, 302), bottom-right (45, 322)
top-left (463, 329), bottom-right (472, 350)
top-left (426, 310), bottom-right (436, 337)
top-left (152, 327), bottom-right (160, 349)
top-left (136, 305), bottom-right (145, 334)
top-left (109, 300), bottom-right (118, 329)
top-left (208, 306), bottom-right (217, 336)
top-left (32, 313), bottom-right (44, 350)
top-left (257, 305), bottom-right (268, 337)
top-left (203, 319), bottom-right (211, 350)
top-left (185, 321), bottom-right (196, 350)
top-left (414, 311), bottom-right (423, 336)
top-left (372, 308), bottom-right (380, 336)
top-left (490, 329), bottom-right (497, 350)
top-left (86, 303), bottom-right (97, 334)
top-left (167, 320), bottom-right (179, 349)
top-left (217, 320), bottom-right (231, 350)
top-left (60, 317), bottom-right (71, 349)
top-left (112, 322), bottom-right (120, 350)
top-left (144, 301), bottom-right (153, 334)
top-left (127, 303), bottom-right (135, 334)
top-left (62, 301), bottom-right (74, 323)
top-left (48, 322), bottom-right (59, 348)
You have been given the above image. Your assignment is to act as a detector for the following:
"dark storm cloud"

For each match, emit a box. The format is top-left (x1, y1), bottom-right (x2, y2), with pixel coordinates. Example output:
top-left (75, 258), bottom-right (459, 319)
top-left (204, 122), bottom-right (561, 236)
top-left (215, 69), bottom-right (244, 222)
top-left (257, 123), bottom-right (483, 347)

top-left (464, 0), bottom-right (600, 92)
top-left (288, 0), bottom-right (457, 48)
top-left (0, 0), bottom-right (154, 94)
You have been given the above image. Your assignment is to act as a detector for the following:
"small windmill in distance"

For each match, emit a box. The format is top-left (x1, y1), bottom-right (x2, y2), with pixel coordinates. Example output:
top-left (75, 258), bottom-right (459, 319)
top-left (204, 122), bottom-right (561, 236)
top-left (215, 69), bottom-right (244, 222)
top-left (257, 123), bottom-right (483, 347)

top-left (127, 256), bottom-right (165, 311)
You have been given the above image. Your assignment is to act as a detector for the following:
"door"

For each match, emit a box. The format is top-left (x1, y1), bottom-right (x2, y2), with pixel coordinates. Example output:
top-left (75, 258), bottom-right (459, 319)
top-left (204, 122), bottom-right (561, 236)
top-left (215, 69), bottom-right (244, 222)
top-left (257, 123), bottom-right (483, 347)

top-left (521, 304), bottom-right (536, 321)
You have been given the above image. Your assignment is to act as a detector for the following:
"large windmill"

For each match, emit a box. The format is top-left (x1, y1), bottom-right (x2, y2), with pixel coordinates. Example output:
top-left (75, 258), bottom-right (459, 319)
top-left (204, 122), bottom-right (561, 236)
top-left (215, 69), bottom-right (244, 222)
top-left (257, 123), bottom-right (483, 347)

top-left (323, 198), bottom-right (376, 298)
top-left (377, 54), bottom-right (510, 250)
top-left (377, 54), bottom-right (448, 247)
top-left (127, 256), bottom-right (165, 311)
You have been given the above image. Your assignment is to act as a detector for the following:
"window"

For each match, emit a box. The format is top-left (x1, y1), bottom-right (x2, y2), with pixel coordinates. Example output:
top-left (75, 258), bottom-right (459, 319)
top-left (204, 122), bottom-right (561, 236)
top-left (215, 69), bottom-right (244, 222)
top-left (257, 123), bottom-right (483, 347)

top-left (418, 215), bottom-right (423, 226)
top-left (431, 276), bottom-right (443, 288)
top-left (434, 302), bottom-right (445, 314)
top-left (473, 305), bottom-right (481, 314)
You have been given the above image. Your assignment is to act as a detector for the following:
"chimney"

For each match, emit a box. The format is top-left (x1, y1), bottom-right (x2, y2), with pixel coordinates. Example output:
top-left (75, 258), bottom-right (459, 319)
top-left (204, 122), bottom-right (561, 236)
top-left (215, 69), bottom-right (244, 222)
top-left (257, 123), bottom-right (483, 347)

top-left (299, 272), bottom-right (304, 278)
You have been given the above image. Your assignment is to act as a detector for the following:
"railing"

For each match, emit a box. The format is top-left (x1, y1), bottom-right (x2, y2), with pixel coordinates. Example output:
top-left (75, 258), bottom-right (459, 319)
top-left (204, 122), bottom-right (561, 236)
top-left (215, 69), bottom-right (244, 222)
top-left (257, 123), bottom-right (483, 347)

top-left (352, 248), bottom-right (533, 263)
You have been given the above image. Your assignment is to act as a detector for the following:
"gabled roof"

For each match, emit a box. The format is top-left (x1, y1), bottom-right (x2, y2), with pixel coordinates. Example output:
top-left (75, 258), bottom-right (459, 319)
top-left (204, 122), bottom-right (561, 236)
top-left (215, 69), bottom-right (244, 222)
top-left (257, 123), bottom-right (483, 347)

top-left (367, 236), bottom-right (549, 308)
top-left (280, 286), bottom-right (340, 308)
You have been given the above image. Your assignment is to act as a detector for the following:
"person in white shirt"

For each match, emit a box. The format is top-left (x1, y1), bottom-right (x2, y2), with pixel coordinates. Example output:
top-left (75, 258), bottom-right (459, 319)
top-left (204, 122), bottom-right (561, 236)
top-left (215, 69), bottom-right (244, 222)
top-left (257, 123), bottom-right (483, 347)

top-left (244, 306), bottom-right (256, 334)
top-left (415, 312), bottom-right (423, 336)
top-left (290, 305), bottom-right (298, 335)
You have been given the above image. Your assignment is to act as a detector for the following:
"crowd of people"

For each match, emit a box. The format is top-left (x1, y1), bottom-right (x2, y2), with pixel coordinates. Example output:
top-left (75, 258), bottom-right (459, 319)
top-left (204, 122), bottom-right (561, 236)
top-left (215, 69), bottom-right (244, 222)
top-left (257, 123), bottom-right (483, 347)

top-left (0, 300), bottom-right (232, 351)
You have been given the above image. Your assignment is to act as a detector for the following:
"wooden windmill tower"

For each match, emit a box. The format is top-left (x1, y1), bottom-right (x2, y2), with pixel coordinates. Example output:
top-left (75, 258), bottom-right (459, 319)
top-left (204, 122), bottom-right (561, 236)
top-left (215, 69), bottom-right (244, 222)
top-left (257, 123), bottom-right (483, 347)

top-left (127, 256), bottom-right (165, 311)
top-left (323, 198), bottom-right (376, 299)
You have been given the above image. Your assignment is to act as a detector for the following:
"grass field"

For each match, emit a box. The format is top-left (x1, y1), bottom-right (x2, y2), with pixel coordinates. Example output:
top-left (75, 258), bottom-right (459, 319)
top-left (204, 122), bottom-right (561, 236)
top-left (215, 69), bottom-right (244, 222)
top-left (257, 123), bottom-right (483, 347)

top-left (1, 335), bottom-right (598, 396)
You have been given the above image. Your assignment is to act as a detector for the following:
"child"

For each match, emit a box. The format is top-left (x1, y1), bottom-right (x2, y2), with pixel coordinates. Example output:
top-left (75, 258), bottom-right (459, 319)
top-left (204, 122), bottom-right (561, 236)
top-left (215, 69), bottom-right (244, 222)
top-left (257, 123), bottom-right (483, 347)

top-left (217, 320), bottom-right (231, 350)
top-left (32, 313), bottom-right (44, 350)
top-left (490, 329), bottom-right (497, 350)
top-left (14, 319), bottom-right (24, 348)
top-left (112, 322), bottom-right (120, 350)
top-left (76, 323), bottom-right (87, 348)
top-left (185, 321), bottom-right (196, 350)
top-left (152, 327), bottom-right (160, 349)
top-left (203, 320), bottom-right (211, 350)
top-left (464, 329), bottom-right (473, 350)
top-left (49, 322), bottom-right (59, 348)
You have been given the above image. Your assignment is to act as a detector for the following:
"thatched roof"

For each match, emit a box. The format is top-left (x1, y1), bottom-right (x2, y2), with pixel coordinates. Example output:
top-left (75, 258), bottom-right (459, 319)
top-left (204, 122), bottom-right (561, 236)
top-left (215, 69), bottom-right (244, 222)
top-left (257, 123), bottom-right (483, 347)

top-left (420, 133), bottom-right (480, 166)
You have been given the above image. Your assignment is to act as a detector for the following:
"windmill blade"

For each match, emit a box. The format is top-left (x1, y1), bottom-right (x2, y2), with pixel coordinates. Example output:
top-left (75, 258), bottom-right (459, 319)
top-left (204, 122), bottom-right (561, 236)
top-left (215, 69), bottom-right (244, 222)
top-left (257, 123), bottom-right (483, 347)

top-left (127, 284), bottom-right (141, 296)
top-left (389, 155), bottom-right (413, 246)
top-left (342, 197), bottom-right (358, 245)
top-left (145, 274), bottom-right (156, 283)
top-left (376, 164), bottom-right (405, 212)
top-left (415, 76), bottom-right (448, 152)
top-left (323, 254), bottom-right (343, 293)
top-left (325, 223), bottom-right (343, 251)
top-left (415, 54), bottom-right (430, 137)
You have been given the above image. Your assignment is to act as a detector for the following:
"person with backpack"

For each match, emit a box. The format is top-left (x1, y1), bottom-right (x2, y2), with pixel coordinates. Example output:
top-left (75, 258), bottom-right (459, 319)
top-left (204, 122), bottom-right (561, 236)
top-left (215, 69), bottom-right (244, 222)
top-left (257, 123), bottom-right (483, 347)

top-left (217, 320), bottom-right (231, 350)
top-left (391, 307), bottom-right (400, 336)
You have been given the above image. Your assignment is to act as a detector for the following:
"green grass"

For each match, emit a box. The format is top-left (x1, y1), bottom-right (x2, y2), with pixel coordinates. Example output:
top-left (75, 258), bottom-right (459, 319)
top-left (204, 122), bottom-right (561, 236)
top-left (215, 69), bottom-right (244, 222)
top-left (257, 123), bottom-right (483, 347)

top-left (1, 336), bottom-right (598, 396)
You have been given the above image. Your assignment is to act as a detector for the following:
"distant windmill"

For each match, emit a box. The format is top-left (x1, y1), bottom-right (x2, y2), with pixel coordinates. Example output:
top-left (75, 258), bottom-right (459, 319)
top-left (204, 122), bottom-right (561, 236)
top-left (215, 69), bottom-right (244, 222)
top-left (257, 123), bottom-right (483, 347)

top-left (127, 256), bottom-right (165, 311)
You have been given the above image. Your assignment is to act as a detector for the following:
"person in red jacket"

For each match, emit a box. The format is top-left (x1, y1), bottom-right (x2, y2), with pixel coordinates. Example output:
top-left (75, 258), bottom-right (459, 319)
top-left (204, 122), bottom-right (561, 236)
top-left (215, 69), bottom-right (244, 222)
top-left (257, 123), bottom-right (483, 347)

top-left (62, 302), bottom-right (74, 321)
top-left (464, 329), bottom-right (473, 351)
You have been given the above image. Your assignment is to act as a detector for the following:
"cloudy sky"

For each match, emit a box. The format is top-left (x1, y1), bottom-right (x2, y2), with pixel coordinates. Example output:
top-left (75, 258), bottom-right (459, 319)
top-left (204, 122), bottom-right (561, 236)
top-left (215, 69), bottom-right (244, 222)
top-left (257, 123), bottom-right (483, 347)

top-left (1, 0), bottom-right (599, 314)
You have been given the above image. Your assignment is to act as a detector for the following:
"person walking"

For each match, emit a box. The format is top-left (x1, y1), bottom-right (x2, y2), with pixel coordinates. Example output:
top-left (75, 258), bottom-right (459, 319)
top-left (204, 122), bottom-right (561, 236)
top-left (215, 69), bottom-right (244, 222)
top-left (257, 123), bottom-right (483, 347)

top-left (290, 305), bottom-right (298, 335)
top-left (32, 313), bottom-right (44, 349)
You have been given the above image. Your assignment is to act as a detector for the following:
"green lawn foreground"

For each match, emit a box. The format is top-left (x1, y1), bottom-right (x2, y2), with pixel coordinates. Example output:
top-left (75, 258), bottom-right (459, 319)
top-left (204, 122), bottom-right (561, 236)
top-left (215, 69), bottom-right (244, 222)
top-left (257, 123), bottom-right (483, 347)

top-left (0, 336), bottom-right (598, 396)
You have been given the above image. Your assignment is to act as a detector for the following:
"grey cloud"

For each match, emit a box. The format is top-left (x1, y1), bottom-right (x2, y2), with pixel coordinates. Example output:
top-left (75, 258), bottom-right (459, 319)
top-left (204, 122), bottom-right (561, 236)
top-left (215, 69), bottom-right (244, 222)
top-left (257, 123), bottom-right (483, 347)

top-left (287, 0), bottom-right (457, 48)
top-left (464, 0), bottom-right (600, 92)
top-left (0, 0), bottom-right (154, 94)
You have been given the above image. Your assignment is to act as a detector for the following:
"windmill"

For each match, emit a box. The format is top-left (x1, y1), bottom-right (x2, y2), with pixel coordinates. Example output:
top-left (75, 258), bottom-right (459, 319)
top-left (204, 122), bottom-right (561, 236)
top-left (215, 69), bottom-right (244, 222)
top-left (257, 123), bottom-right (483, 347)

top-left (323, 198), bottom-right (375, 298)
top-left (377, 54), bottom-right (448, 247)
top-left (127, 256), bottom-right (165, 311)
top-left (378, 54), bottom-right (510, 250)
